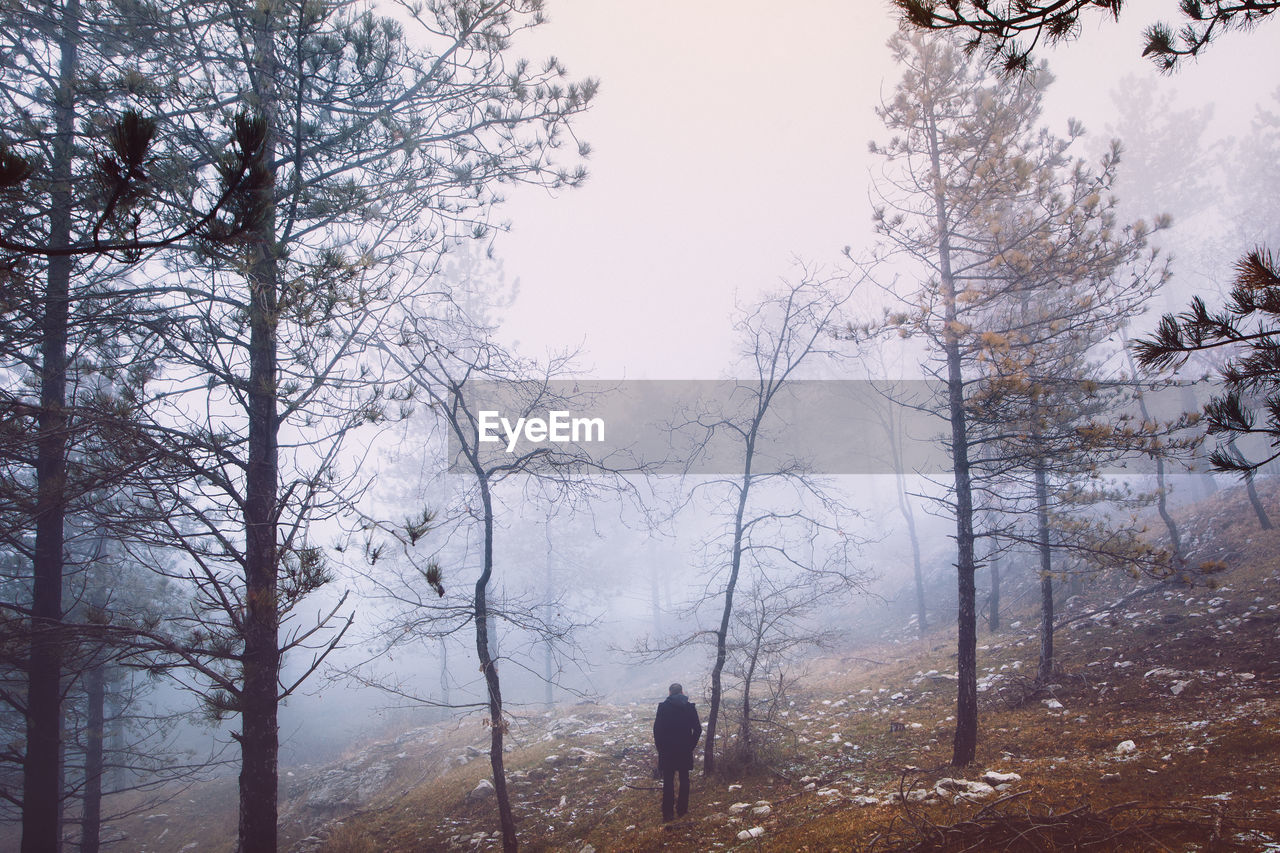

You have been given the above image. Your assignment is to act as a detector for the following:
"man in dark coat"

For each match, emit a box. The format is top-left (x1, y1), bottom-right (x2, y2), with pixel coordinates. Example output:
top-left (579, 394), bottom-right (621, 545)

top-left (653, 682), bottom-right (702, 822)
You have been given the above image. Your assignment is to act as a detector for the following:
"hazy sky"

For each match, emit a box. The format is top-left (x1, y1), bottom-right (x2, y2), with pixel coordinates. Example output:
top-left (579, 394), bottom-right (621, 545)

top-left (493, 1), bottom-right (1280, 379)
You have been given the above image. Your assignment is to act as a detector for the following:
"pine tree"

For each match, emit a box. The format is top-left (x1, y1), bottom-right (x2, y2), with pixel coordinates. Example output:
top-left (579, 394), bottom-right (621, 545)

top-left (871, 29), bottom-right (1167, 763)
top-left (79, 3), bottom-right (595, 850)
top-left (893, 0), bottom-right (1278, 73)
top-left (1135, 250), bottom-right (1280, 476)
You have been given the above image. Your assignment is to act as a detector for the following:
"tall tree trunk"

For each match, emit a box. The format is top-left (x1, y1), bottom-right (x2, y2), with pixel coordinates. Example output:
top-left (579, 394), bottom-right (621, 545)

top-left (705, 442), bottom-right (754, 776)
top-left (988, 548), bottom-right (1000, 631)
top-left (923, 87), bottom-right (979, 768)
top-left (238, 7), bottom-right (281, 851)
top-left (24, 1), bottom-right (78, 848)
top-left (475, 484), bottom-right (517, 852)
top-left (1034, 457), bottom-right (1054, 685)
top-left (80, 662), bottom-right (106, 853)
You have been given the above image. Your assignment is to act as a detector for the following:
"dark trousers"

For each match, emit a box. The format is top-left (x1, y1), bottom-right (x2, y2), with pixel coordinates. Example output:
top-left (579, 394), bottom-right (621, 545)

top-left (661, 767), bottom-right (690, 820)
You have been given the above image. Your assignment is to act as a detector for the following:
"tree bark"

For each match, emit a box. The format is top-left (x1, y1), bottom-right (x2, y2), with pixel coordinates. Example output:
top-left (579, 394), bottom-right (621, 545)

top-left (475, 483), bottom-right (517, 852)
top-left (923, 81), bottom-right (979, 768)
top-left (237, 6), bottom-right (282, 851)
top-left (705, 436), bottom-right (754, 776)
top-left (23, 1), bottom-right (78, 848)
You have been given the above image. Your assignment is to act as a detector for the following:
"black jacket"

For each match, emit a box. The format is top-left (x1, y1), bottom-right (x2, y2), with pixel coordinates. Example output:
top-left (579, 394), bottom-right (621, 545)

top-left (653, 693), bottom-right (702, 771)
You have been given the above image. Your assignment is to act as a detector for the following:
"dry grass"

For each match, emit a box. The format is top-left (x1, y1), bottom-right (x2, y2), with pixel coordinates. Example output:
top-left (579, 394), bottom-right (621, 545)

top-left (314, 482), bottom-right (1280, 851)
top-left (78, 481), bottom-right (1280, 851)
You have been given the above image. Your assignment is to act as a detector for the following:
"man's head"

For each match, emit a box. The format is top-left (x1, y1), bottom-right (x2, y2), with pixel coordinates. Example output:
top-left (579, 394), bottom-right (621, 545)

top-left (669, 683), bottom-right (683, 696)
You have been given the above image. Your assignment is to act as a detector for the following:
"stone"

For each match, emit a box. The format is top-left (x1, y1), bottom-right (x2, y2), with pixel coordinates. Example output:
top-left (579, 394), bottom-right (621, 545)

top-left (736, 827), bottom-right (764, 841)
top-left (982, 770), bottom-right (1021, 786)
top-left (1115, 740), bottom-right (1137, 755)
top-left (467, 779), bottom-right (496, 802)
top-left (934, 778), bottom-right (995, 802)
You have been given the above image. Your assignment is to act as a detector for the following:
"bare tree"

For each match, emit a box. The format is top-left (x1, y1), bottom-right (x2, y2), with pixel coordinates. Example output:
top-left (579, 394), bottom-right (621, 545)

top-left (370, 303), bottom-right (629, 852)
top-left (677, 270), bottom-right (867, 775)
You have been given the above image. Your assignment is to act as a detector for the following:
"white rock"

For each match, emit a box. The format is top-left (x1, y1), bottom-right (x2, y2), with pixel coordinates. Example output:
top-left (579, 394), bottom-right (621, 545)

top-left (728, 802), bottom-right (750, 814)
top-left (851, 795), bottom-right (880, 806)
top-left (982, 770), bottom-right (1021, 785)
top-left (467, 779), bottom-right (495, 801)
top-left (1043, 699), bottom-right (1064, 710)
top-left (736, 827), bottom-right (764, 841)
top-left (751, 805), bottom-right (772, 816)
top-left (804, 782), bottom-right (816, 791)
top-left (934, 778), bottom-right (995, 800)
top-left (890, 789), bottom-right (929, 802)
top-left (954, 782), bottom-right (995, 801)
top-left (1170, 680), bottom-right (1192, 696)
top-left (816, 787), bottom-right (840, 797)
top-left (1115, 740), bottom-right (1137, 755)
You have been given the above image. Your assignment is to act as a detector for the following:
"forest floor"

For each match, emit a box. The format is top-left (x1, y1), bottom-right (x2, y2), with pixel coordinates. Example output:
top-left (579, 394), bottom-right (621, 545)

top-left (106, 481), bottom-right (1280, 851)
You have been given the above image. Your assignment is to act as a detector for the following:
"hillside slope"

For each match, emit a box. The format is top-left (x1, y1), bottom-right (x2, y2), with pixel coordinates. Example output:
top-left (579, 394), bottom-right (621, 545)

top-left (94, 481), bottom-right (1280, 852)
top-left (310, 482), bottom-right (1280, 852)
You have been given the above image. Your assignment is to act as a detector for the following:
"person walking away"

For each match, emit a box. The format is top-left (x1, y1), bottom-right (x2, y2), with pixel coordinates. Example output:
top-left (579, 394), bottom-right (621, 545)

top-left (653, 682), bottom-right (702, 822)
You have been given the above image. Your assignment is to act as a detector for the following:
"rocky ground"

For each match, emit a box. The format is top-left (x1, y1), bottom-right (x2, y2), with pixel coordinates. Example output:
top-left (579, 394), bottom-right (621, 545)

top-left (100, 482), bottom-right (1280, 851)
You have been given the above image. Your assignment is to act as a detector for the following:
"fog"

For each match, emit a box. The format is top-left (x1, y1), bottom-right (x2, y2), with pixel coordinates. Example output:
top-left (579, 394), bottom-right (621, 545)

top-left (3, 0), bottom-right (1279, 850)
